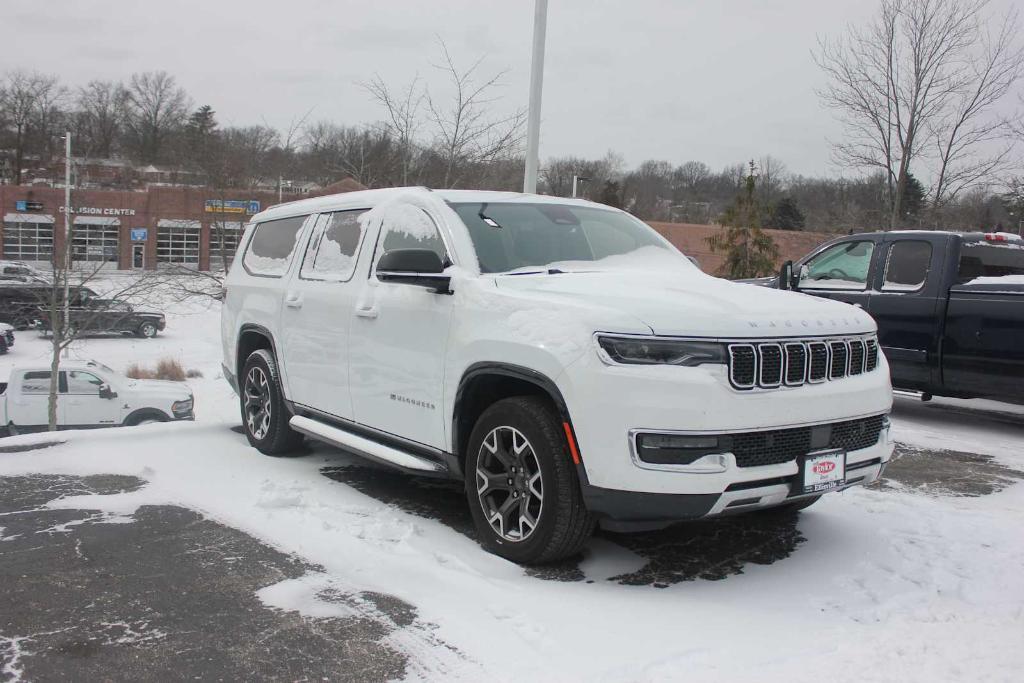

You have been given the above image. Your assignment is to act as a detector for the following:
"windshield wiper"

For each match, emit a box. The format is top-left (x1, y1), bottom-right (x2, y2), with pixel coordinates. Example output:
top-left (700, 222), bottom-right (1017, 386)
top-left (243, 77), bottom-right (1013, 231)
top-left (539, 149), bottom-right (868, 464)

top-left (501, 268), bottom-right (568, 276)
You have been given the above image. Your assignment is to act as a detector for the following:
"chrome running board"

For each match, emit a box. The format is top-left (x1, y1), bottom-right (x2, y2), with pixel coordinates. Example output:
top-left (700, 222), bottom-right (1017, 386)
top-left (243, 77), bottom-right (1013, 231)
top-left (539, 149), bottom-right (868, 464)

top-left (893, 389), bottom-right (932, 402)
top-left (289, 415), bottom-right (443, 473)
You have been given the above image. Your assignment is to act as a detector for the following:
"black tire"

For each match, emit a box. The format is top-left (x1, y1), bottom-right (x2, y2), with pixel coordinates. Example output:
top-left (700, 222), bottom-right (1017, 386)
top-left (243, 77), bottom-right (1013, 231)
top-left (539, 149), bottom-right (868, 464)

top-left (137, 321), bottom-right (158, 338)
top-left (123, 411), bottom-right (169, 426)
top-left (465, 396), bottom-right (595, 564)
top-left (0, 338), bottom-right (7, 355)
top-left (240, 349), bottom-right (303, 456)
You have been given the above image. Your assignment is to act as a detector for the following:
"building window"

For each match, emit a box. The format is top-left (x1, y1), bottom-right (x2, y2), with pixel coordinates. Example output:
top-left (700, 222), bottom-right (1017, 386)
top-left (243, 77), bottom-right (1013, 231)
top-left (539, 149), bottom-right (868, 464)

top-left (2, 214), bottom-right (55, 262)
top-left (156, 219), bottom-right (201, 265)
top-left (72, 217), bottom-right (120, 263)
top-left (209, 221), bottom-right (243, 271)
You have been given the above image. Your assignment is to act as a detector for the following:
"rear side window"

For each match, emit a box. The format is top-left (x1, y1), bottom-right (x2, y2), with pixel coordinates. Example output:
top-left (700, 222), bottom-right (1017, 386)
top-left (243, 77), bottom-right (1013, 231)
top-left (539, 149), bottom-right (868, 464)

top-left (301, 210), bottom-right (367, 281)
top-left (21, 371), bottom-right (51, 394)
top-left (958, 244), bottom-right (1024, 283)
top-left (243, 215), bottom-right (307, 277)
top-left (882, 241), bottom-right (932, 292)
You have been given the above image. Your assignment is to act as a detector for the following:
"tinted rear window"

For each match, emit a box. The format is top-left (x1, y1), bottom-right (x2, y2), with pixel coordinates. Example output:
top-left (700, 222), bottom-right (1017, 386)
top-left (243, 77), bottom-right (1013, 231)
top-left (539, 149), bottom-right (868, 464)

top-left (958, 243), bottom-right (1024, 282)
top-left (243, 215), bottom-right (307, 277)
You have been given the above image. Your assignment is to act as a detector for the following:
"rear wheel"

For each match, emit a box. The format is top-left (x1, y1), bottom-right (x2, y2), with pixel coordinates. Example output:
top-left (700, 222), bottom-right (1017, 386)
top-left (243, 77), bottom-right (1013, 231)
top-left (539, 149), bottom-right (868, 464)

top-left (240, 349), bottom-right (303, 455)
top-left (465, 396), bottom-right (594, 564)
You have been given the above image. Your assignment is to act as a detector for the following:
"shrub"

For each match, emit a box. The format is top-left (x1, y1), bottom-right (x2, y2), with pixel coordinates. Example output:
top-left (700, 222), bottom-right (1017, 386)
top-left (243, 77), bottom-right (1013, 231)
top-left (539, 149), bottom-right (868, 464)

top-left (185, 368), bottom-right (203, 379)
top-left (125, 357), bottom-right (192, 382)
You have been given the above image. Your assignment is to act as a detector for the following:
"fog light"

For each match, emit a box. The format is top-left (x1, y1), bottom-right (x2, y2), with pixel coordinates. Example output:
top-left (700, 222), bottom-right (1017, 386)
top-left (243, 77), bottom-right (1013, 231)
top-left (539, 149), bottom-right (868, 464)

top-left (636, 433), bottom-right (722, 465)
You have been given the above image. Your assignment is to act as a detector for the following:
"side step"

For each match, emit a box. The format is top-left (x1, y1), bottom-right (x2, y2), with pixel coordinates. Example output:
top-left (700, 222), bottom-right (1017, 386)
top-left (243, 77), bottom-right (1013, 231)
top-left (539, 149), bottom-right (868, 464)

top-left (893, 389), bottom-right (932, 402)
top-left (289, 415), bottom-right (444, 474)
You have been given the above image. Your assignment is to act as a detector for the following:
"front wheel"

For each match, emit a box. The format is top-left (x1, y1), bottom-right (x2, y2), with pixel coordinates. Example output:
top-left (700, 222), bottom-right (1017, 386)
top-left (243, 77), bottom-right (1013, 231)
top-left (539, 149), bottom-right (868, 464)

top-left (137, 322), bottom-right (158, 338)
top-left (465, 396), bottom-right (595, 564)
top-left (240, 349), bottom-right (303, 455)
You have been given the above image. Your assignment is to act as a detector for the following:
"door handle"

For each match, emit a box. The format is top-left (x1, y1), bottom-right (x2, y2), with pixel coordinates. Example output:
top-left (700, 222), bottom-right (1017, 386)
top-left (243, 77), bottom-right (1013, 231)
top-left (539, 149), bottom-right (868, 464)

top-left (284, 293), bottom-right (303, 309)
top-left (355, 306), bottom-right (378, 319)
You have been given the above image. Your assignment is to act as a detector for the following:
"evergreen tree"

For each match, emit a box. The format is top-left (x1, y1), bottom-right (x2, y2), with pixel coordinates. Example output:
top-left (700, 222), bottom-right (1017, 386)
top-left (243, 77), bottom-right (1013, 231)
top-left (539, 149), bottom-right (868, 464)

top-left (706, 160), bottom-right (780, 279)
top-left (901, 172), bottom-right (925, 219)
top-left (766, 196), bottom-right (805, 230)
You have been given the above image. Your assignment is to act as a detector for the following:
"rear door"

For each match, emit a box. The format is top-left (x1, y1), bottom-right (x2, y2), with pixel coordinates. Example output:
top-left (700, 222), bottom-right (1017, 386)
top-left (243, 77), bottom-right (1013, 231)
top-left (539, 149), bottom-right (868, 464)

top-left (7, 371), bottom-right (56, 429)
top-left (794, 237), bottom-right (880, 310)
top-left (279, 209), bottom-right (368, 419)
top-left (866, 235), bottom-right (947, 391)
top-left (942, 238), bottom-right (1024, 400)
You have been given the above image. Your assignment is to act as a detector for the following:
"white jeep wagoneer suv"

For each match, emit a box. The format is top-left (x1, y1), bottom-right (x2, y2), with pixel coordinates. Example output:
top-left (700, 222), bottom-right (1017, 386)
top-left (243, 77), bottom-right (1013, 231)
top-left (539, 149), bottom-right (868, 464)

top-left (221, 188), bottom-right (893, 564)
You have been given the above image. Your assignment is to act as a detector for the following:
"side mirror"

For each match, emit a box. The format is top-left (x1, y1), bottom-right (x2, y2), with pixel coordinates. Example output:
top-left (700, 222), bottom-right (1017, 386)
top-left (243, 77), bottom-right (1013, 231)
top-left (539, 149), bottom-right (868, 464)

top-left (778, 260), bottom-right (794, 290)
top-left (98, 383), bottom-right (117, 400)
top-left (376, 248), bottom-right (452, 294)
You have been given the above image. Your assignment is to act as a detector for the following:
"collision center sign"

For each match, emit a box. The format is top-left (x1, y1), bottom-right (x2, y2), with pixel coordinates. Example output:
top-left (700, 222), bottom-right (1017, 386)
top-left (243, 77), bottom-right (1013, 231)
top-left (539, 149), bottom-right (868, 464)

top-left (59, 206), bottom-right (137, 216)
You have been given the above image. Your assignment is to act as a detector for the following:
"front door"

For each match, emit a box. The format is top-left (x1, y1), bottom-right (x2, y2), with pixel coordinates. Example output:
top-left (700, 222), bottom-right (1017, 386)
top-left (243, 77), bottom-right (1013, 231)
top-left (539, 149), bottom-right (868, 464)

top-left (63, 370), bottom-right (120, 427)
top-left (348, 205), bottom-right (455, 450)
top-left (280, 210), bottom-right (367, 420)
top-left (795, 238), bottom-right (879, 310)
top-left (132, 244), bottom-right (145, 269)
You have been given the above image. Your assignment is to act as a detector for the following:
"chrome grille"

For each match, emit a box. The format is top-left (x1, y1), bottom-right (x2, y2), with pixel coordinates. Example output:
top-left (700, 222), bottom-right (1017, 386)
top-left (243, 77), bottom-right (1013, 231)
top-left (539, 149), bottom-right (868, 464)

top-left (728, 336), bottom-right (879, 390)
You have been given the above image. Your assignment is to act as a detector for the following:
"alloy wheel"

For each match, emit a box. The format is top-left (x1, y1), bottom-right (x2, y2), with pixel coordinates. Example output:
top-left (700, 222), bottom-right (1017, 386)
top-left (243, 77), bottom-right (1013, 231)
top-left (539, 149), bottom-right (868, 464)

top-left (244, 367), bottom-right (272, 440)
top-left (476, 426), bottom-right (544, 542)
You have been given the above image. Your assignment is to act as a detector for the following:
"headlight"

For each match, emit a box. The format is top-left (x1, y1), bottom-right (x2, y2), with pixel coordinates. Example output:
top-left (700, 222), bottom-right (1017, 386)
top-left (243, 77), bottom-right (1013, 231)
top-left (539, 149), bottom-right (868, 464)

top-left (172, 397), bottom-right (193, 415)
top-left (597, 335), bottom-right (728, 366)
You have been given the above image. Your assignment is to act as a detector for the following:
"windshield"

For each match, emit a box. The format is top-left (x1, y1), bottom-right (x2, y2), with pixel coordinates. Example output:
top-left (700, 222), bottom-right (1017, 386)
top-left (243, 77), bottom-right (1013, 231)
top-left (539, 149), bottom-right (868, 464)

top-left (451, 202), bottom-right (673, 274)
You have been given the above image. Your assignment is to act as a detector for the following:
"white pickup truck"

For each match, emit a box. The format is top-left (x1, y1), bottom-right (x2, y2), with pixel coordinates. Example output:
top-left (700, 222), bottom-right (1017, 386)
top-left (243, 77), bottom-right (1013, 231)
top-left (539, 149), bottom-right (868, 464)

top-left (1, 360), bottom-right (194, 435)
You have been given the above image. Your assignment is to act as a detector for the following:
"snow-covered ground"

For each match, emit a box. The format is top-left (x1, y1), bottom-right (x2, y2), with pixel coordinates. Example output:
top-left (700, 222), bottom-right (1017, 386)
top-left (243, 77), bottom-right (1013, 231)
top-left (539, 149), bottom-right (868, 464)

top-left (1, 278), bottom-right (1023, 682)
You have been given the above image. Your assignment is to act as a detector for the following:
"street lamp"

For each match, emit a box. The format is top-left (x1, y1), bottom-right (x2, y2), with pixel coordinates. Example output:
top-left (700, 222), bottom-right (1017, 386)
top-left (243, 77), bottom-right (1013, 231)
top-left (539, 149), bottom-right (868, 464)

top-left (522, 0), bottom-right (548, 194)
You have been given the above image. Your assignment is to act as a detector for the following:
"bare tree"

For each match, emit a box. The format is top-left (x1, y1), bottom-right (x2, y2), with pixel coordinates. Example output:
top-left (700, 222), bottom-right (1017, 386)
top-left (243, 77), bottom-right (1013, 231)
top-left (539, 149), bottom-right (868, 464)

top-left (425, 40), bottom-right (526, 188)
top-left (362, 75), bottom-right (425, 185)
top-left (76, 80), bottom-right (128, 158)
top-left (123, 71), bottom-right (190, 163)
top-left (815, 0), bottom-right (1021, 227)
top-left (0, 71), bottom-right (63, 183)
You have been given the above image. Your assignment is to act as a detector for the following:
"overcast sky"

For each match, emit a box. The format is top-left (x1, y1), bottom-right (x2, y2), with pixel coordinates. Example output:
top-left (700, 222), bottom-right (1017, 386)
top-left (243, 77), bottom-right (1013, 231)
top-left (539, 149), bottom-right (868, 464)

top-left (2, 0), bottom-right (1017, 177)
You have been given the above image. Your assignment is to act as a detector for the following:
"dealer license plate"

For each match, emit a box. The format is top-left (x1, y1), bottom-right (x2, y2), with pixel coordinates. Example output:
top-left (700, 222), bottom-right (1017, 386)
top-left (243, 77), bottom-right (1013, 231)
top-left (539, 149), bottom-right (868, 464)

top-left (801, 450), bottom-right (846, 494)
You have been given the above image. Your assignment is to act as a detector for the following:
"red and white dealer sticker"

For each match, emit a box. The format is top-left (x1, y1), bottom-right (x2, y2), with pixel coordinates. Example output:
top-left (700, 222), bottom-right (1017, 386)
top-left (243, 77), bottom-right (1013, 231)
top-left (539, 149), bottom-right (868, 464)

top-left (803, 450), bottom-right (846, 494)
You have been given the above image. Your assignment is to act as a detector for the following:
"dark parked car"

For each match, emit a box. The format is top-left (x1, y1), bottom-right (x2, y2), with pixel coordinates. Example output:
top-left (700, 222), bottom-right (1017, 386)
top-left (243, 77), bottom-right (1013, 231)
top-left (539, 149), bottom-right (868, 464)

top-left (39, 298), bottom-right (166, 338)
top-left (0, 323), bottom-right (14, 354)
top-left (0, 283), bottom-right (97, 329)
top-left (756, 231), bottom-right (1024, 403)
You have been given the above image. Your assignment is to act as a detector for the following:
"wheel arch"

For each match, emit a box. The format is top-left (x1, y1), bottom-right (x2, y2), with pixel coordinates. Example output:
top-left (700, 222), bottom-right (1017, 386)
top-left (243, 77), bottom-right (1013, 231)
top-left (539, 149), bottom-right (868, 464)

top-left (123, 408), bottom-right (170, 426)
top-left (452, 362), bottom-right (579, 474)
top-left (236, 324), bottom-right (277, 384)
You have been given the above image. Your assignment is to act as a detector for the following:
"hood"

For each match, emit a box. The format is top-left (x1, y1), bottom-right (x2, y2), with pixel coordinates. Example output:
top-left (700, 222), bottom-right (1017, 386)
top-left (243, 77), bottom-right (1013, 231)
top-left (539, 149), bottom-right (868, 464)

top-left (494, 269), bottom-right (876, 339)
top-left (124, 378), bottom-right (191, 399)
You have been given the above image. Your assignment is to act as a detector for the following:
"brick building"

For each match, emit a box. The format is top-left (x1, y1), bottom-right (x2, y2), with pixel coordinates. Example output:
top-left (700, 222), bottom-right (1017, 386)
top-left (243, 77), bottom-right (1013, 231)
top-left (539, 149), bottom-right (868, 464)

top-left (0, 185), bottom-right (283, 271)
top-left (1, 184), bottom-right (833, 273)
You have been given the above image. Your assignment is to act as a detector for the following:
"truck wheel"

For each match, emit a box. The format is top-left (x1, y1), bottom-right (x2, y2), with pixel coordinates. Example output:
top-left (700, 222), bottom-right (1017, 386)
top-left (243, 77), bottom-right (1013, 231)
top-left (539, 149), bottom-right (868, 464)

top-left (0, 338), bottom-right (7, 354)
top-left (240, 349), bottom-right (303, 455)
top-left (465, 396), bottom-right (595, 564)
top-left (137, 322), bottom-right (158, 338)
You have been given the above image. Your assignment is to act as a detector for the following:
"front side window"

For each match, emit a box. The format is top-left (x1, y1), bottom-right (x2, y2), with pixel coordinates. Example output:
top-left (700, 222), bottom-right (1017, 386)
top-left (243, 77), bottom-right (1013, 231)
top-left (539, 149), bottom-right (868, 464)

top-left (20, 371), bottom-right (51, 395)
top-left (799, 241), bottom-right (875, 290)
top-left (301, 210), bottom-right (366, 281)
top-left (375, 208), bottom-right (448, 271)
top-left (243, 215), bottom-right (307, 277)
top-left (451, 202), bottom-right (670, 274)
top-left (882, 241), bottom-right (932, 292)
top-left (66, 371), bottom-right (104, 395)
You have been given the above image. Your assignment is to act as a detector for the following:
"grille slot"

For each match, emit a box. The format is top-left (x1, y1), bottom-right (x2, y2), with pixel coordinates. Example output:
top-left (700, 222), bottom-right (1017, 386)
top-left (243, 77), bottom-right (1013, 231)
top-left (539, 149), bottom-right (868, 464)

top-left (784, 343), bottom-right (807, 385)
top-left (829, 341), bottom-right (848, 379)
top-left (808, 342), bottom-right (829, 382)
top-left (728, 336), bottom-right (877, 390)
top-left (865, 339), bottom-right (879, 372)
top-left (729, 345), bottom-right (756, 388)
top-left (727, 414), bottom-right (887, 468)
top-left (848, 339), bottom-right (865, 375)
top-left (758, 344), bottom-right (783, 387)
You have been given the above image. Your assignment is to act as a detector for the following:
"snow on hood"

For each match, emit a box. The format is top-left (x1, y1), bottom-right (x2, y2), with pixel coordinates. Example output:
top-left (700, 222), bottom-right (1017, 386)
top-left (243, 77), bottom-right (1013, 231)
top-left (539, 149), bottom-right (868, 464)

top-left (495, 267), bottom-right (877, 339)
top-left (0, 322), bottom-right (12, 333)
top-left (124, 378), bottom-right (192, 398)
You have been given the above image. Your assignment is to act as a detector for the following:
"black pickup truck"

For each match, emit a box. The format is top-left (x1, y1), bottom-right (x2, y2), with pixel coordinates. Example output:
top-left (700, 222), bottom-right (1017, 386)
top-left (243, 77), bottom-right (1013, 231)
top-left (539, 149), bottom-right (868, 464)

top-left (761, 230), bottom-right (1024, 403)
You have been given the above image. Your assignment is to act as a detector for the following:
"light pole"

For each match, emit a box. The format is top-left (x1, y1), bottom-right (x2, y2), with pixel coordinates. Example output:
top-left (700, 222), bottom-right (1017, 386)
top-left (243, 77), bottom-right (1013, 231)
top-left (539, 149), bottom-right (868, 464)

top-left (62, 132), bottom-right (72, 340)
top-left (522, 0), bottom-right (548, 194)
top-left (571, 174), bottom-right (589, 198)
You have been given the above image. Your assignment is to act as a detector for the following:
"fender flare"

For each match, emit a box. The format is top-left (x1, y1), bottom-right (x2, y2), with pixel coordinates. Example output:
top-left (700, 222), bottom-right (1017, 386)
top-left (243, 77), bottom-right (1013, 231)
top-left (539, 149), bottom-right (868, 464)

top-left (123, 409), bottom-right (171, 426)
